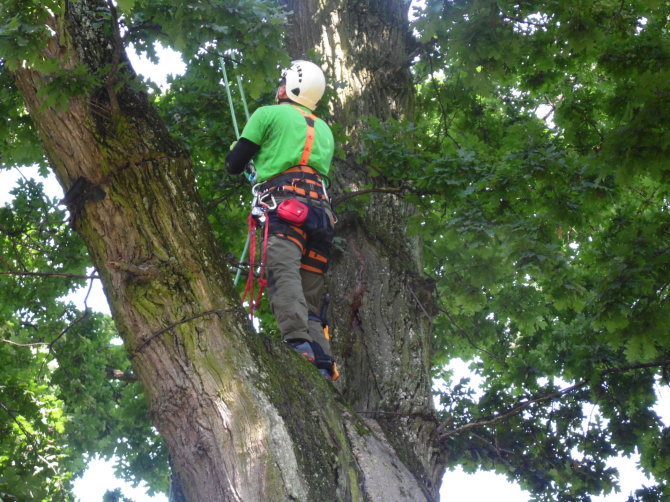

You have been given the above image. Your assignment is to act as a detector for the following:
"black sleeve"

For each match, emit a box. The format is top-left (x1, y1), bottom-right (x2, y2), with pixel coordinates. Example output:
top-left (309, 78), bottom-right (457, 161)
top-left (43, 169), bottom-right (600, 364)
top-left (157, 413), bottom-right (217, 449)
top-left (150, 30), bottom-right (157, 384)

top-left (225, 137), bottom-right (260, 175)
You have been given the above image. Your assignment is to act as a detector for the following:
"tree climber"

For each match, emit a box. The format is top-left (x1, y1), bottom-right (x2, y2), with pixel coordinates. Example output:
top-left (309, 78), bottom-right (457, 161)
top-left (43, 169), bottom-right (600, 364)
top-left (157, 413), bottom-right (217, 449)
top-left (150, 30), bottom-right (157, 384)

top-left (226, 60), bottom-right (339, 381)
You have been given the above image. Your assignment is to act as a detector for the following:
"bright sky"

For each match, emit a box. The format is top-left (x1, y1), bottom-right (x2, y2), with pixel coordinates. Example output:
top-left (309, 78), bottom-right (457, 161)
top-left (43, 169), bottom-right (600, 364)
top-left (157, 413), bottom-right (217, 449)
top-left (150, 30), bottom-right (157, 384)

top-left (2, 41), bottom-right (668, 502)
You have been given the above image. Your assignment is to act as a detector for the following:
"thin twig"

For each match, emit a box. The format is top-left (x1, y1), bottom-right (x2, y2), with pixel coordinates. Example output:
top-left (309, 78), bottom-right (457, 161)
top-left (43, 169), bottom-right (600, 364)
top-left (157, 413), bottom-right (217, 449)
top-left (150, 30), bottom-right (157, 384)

top-left (80, 275), bottom-right (95, 312)
top-left (131, 307), bottom-right (236, 356)
top-left (105, 0), bottom-right (124, 114)
top-left (471, 431), bottom-right (514, 468)
top-left (122, 22), bottom-right (166, 39)
top-left (426, 51), bottom-right (461, 149)
top-left (200, 45), bottom-right (241, 65)
top-left (428, 52), bottom-right (462, 148)
top-left (355, 409), bottom-right (437, 421)
top-left (36, 306), bottom-right (92, 378)
top-left (331, 187), bottom-right (404, 208)
top-left (0, 271), bottom-right (99, 280)
top-left (407, 284), bottom-right (432, 320)
top-left (438, 306), bottom-right (504, 362)
top-left (48, 310), bottom-right (90, 349)
top-left (1, 339), bottom-right (50, 347)
top-left (500, 14), bottom-right (548, 28)
top-left (106, 367), bottom-right (138, 382)
top-left (601, 359), bottom-right (670, 376)
top-left (0, 400), bottom-right (36, 445)
top-left (0, 399), bottom-right (66, 491)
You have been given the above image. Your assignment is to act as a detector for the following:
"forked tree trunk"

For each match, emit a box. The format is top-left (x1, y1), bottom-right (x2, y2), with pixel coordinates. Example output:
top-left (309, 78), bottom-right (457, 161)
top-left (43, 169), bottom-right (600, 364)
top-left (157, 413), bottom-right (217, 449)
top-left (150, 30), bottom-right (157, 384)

top-left (12, 0), bottom-right (445, 500)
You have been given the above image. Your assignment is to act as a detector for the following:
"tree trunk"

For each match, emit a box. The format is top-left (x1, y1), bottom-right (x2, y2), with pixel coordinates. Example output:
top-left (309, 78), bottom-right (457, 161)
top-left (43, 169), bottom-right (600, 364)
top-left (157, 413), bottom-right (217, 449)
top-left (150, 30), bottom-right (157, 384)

top-left (281, 0), bottom-right (445, 497)
top-left (12, 0), bottom-right (443, 500)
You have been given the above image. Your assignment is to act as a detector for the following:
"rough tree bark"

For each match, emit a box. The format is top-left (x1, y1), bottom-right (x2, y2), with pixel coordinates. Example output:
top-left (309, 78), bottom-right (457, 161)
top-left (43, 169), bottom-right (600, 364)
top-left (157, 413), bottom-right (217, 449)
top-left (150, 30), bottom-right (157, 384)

top-left (12, 0), bottom-right (445, 500)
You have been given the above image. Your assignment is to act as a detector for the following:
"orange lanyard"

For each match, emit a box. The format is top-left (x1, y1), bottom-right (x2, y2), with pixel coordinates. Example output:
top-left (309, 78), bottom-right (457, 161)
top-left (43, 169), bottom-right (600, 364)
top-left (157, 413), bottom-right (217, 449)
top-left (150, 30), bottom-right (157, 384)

top-left (291, 105), bottom-right (317, 166)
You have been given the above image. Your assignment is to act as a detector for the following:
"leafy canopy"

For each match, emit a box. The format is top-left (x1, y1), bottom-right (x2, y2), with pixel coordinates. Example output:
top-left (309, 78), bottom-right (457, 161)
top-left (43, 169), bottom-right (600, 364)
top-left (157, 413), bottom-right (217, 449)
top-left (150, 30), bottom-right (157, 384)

top-left (386, 1), bottom-right (668, 500)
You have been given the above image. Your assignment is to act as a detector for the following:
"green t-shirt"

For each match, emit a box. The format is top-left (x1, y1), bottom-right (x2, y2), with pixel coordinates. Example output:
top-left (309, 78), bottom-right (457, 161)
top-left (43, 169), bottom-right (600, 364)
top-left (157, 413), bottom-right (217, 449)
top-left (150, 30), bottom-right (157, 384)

top-left (241, 103), bottom-right (334, 182)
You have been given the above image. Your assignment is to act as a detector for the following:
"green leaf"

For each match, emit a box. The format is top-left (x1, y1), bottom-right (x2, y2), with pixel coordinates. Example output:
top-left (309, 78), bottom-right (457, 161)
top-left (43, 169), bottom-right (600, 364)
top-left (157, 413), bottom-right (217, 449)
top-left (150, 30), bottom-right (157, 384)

top-left (116, 0), bottom-right (136, 12)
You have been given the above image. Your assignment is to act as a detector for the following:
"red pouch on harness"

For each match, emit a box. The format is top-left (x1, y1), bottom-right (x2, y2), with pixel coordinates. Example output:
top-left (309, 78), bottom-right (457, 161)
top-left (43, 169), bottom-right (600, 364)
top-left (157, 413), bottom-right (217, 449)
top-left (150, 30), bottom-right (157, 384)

top-left (277, 199), bottom-right (309, 225)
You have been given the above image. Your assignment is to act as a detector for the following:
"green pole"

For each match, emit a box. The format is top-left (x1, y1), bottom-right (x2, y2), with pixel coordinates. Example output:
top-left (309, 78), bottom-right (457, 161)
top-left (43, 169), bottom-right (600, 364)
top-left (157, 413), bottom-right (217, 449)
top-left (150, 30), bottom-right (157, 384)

top-left (220, 57), bottom-right (240, 139)
top-left (220, 56), bottom-right (252, 286)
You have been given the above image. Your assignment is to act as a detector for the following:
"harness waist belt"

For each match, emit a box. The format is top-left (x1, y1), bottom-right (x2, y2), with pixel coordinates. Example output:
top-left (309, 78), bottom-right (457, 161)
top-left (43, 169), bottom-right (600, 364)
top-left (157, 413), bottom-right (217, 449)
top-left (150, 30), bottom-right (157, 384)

top-left (257, 166), bottom-right (329, 201)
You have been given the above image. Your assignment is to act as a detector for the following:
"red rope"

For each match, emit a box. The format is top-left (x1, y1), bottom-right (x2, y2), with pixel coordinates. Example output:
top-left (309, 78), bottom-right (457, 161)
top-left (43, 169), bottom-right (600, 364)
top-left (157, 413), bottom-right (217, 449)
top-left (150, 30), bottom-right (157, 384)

top-left (241, 213), bottom-right (256, 313)
top-left (241, 213), bottom-right (270, 321)
top-left (255, 218), bottom-right (269, 309)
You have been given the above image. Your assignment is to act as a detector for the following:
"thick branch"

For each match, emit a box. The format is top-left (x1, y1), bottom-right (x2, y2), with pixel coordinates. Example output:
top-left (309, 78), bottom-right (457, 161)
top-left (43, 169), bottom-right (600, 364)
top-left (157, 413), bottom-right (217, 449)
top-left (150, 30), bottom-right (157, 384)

top-left (437, 359), bottom-right (670, 440)
top-left (438, 381), bottom-right (587, 440)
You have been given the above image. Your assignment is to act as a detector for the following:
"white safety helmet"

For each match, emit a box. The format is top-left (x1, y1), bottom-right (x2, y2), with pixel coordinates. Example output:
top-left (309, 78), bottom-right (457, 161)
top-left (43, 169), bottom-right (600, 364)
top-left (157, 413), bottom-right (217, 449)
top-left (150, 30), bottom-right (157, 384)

top-left (281, 60), bottom-right (326, 110)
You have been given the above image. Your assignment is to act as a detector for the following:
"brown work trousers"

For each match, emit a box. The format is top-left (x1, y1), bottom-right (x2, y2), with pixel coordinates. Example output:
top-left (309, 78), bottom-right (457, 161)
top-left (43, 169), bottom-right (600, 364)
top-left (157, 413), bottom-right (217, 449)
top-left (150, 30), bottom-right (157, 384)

top-left (264, 197), bottom-right (334, 354)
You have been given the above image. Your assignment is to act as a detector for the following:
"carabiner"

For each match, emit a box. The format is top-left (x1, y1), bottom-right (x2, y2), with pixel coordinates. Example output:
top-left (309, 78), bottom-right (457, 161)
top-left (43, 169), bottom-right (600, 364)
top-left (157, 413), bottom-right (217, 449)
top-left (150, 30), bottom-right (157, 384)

top-left (251, 182), bottom-right (264, 197)
top-left (259, 193), bottom-right (277, 210)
